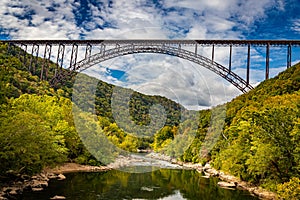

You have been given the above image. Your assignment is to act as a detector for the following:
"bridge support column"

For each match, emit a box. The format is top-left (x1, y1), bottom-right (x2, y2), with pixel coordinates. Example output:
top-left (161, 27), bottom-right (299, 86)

top-left (70, 44), bottom-right (78, 70)
top-left (266, 43), bottom-right (270, 79)
top-left (85, 43), bottom-right (92, 61)
top-left (229, 44), bottom-right (232, 72)
top-left (41, 44), bottom-right (52, 80)
top-left (18, 44), bottom-right (27, 66)
top-left (100, 44), bottom-right (106, 56)
top-left (194, 44), bottom-right (197, 56)
top-left (287, 44), bottom-right (292, 68)
top-left (116, 43), bottom-right (120, 52)
top-left (29, 44), bottom-right (39, 74)
top-left (211, 44), bottom-right (215, 64)
top-left (56, 44), bottom-right (65, 78)
top-left (246, 44), bottom-right (250, 85)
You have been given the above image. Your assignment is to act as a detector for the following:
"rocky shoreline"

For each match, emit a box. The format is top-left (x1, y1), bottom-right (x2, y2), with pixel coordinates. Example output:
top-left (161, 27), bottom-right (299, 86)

top-left (0, 163), bottom-right (110, 200)
top-left (146, 153), bottom-right (277, 200)
top-left (0, 154), bottom-right (277, 200)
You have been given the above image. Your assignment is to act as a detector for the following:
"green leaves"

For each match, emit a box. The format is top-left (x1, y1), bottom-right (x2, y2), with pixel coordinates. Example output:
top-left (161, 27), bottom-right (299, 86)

top-left (0, 111), bottom-right (64, 175)
top-left (277, 177), bottom-right (300, 200)
top-left (209, 64), bottom-right (300, 192)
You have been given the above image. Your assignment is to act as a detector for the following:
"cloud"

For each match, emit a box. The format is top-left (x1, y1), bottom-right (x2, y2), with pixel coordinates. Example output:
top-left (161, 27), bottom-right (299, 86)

top-left (291, 19), bottom-right (300, 33)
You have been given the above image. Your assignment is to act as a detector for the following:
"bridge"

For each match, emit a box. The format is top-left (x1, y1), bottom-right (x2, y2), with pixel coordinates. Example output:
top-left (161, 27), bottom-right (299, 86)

top-left (2, 39), bottom-right (300, 93)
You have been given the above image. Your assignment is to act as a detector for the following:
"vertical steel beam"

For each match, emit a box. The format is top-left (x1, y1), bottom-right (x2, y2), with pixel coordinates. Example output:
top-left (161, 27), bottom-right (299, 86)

top-left (29, 44), bottom-right (39, 73)
top-left (266, 43), bottom-right (270, 80)
top-left (56, 43), bottom-right (65, 69)
top-left (116, 43), bottom-right (120, 52)
top-left (229, 44), bottom-right (232, 72)
top-left (85, 43), bottom-right (92, 60)
top-left (194, 44), bottom-right (198, 56)
top-left (100, 44), bottom-right (106, 55)
top-left (7, 42), bottom-right (13, 55)
top-left (18, 44), bottom-right (27, 66)
top-left (246, 44), bottom-right (250, 85)
top-left (70, 43), bottom-right (78, 70)
top-left (41, 44), bottom-right (52, 80)
top-left (287, 44), bottom-right (292, 68)
top-left (211, 44), bottom-right (215, 64)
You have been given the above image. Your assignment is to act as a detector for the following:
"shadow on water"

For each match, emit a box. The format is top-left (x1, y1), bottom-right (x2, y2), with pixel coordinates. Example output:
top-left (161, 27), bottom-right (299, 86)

top-left (21, 168), bottom-right (259, 200)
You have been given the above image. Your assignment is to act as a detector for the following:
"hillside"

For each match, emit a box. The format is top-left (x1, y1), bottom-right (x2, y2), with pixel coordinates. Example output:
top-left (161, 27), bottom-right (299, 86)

top-left (157, 63), bottom-right (299, 198)
top-left (0, 42), bottom-right (183, 180)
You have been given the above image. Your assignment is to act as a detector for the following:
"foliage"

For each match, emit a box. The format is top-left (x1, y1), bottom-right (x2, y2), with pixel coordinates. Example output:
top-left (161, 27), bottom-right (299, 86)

top-left (0, 94), bottom-right (70, 176)
top-left (151, 63), bottom-right (300, 195)
top-left (277, 177), bottom-right (300, 200)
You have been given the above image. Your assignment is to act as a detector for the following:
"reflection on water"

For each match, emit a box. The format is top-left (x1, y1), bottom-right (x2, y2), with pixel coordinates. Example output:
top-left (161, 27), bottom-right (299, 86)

top-left (158, 190), bottom-right (186, 200)
top-left (21, 168), bottom-right (258, 200)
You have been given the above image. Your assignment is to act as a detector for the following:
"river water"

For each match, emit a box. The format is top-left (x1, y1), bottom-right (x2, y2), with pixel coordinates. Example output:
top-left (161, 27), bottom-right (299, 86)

top-left (21, 154), bottom-right (259, 200)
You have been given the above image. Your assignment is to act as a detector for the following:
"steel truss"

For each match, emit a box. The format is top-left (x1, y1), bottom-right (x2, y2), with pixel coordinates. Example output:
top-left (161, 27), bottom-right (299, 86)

top-left (2, 39), bottom-right (300, 93)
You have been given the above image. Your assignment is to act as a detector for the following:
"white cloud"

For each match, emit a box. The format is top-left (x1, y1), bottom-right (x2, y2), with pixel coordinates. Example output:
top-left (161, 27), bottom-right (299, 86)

top-left (0, 0), bottom-right (80, 39)
top-left (292, 19), bottom-right (300, 33)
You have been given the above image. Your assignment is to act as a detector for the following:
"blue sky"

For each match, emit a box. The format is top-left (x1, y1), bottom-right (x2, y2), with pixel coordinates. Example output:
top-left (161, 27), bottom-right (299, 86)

top-left (0, 0), bottom-right (299, 109)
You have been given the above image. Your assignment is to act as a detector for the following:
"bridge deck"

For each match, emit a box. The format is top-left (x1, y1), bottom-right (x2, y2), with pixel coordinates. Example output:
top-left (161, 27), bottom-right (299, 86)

top-left (2, 39), bottom-right (300, 46)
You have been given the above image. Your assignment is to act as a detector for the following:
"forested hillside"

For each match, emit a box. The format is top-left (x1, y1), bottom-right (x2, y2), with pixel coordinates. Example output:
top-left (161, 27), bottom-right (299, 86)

top-left (152, 63), bottom-right (300, 199)
top-left (0, 42), bottom-right (182, 180)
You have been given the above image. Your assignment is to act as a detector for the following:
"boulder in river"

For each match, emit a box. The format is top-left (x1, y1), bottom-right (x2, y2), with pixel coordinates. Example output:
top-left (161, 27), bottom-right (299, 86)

top-left (57, 174), bottom-right (66, 180)
top-left (50, 195), bottom-right (66, 199)
top-left (217, 181), bottom-right (237, 189)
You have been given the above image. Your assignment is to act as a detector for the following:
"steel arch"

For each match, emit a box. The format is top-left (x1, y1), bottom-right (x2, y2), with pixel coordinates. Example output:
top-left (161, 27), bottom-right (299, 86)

top-left (74, 44), bottom-right (254, 93)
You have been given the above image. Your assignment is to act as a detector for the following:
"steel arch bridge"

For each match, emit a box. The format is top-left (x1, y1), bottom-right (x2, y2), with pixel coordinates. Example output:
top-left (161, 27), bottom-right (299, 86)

top-left (74, 43), bottom-right (253, 93)
top-left (3, 39), bottom-right (300, 93)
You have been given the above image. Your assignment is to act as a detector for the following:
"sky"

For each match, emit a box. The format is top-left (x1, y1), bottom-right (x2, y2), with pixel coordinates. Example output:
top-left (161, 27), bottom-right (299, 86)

top-left (1, 0), bottom-right (300, 110)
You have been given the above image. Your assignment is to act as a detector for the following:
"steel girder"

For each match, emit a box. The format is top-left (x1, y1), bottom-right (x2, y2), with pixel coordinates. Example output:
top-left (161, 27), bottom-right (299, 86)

top-left (74, 44), bottom-right (253, 93)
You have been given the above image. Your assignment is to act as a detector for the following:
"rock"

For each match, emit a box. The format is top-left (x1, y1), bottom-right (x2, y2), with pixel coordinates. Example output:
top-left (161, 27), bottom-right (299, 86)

top-left (252, 188), bottom-right (277, 200)
top-left (31, 175), bottom-right (38, 180)
top-left (1, 188), bottom-right (11, 193)
top-left (141, 186), bottom-right (154, 192)
top-left (23, 182), bottom-right (32, 191)
top-left (203, 163), bottom-right (211, 169)
top-left (31, 180), bottom-right (48, 189)
top-left (2, 187), bottom-right (21, 195)
top-left (57, 174), bottom-right (66, 180)
top-left (0, 196), bottom-right (8, 200)
top-left (40, 173), bottom-right (49, 181)
top-left (47, 173), bottom-right (58, 179)
top-left (8, 189), bottom-right (18, 196)
top-left (32, 188), bottom-right (44, 192)
top-left (177, 161), bottom-right (184, 166)
top-left (205, 168), bottom-right (219, 176)
top-left (50, 195), bottom-right (66, 199)
top-left (219, 174), bottom-right (238, 183)
top-left (217, 181), bottom-right (237, 189)
top-left (20, 174), bottom-right (31, 180)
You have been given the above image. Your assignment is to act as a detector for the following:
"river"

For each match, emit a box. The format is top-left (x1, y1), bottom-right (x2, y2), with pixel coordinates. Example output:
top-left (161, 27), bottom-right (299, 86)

top-left (20, 154), bottom-right (259, 200)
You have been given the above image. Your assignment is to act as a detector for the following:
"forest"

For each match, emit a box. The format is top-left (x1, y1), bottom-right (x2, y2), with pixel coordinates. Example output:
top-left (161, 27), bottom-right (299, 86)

top-left (0, 42), bottom-right (299, 199)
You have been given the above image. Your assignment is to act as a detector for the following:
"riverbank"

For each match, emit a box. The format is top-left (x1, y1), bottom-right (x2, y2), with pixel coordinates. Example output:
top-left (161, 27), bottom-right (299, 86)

top-left (0, 163), bottom-right (111, 200)
top-left (146, 153), bottom-right (277, 200)
top-left (0, 154), bottom-right (277, 200)
top-left (43, 162), bottom-right (111, 174)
